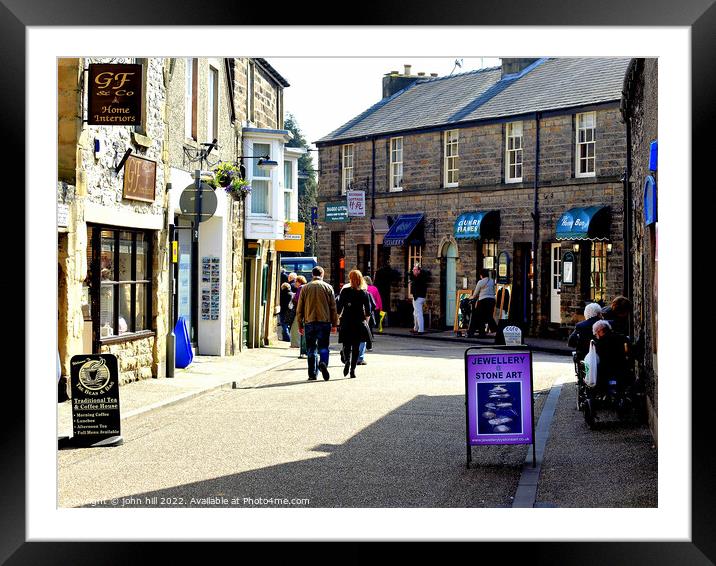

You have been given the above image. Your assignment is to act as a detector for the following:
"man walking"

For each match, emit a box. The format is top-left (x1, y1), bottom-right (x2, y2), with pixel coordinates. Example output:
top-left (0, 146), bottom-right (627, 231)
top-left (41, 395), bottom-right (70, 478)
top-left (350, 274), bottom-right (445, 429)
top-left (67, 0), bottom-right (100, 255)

top-left (408, 264), bottom-right (429, 335)
top-left (296, 266), bottom-right (339, 381)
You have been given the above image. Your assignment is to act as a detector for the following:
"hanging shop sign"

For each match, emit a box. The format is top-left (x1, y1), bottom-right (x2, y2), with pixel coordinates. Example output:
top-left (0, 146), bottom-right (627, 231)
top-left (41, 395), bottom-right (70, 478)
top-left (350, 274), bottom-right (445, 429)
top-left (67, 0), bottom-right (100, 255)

top-left (64, 354), bottom-right (123, 448)
top-left (87, 63), bottom-right (143, 126)
top-left (276, 222), bottom-right (306, 252)
top-left (122, 155), bottom-right (157, 203)
top-left (464, 347), bottom-right (535, 468)
top-left (561, 251), bottom-right (576, 286)
top-left (346, 190), bottom-right (366, 217)
top-left (325, 202), bottom-right (349, 222)
top-left (496, 251), bottom-right (511, 284)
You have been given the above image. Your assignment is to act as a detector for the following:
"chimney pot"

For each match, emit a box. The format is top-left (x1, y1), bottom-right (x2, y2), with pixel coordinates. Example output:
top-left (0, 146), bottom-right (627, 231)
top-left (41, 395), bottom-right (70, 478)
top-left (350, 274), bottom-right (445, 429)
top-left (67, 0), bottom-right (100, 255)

top-left (404, 64), bottom-right (412, 75)
top-left (417, 72), bottom-right (425, 76)
top-left (430, 73), bottom-right (438, 77)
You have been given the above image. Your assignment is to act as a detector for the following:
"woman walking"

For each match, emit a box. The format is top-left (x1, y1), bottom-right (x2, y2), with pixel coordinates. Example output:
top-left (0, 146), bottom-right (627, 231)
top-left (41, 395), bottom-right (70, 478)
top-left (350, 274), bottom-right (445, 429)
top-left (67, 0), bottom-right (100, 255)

top-left (279, 282), bottom-right (294, 341)
top-left (337, 270), bottom-right (372, 378)
top-left (290, 275), bottom-right (308, 358)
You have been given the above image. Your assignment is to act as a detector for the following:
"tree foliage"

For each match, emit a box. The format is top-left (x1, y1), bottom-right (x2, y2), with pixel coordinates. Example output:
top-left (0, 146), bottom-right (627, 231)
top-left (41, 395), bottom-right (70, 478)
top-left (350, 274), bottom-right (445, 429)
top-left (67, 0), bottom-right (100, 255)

top-left (285, 113), bottom-right (318, 256)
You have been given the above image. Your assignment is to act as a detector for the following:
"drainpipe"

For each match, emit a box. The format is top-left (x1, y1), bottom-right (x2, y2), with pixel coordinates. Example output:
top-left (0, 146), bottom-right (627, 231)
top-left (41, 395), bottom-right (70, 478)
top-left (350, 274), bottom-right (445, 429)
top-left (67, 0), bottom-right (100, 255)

top-left (623, 114), bottom-right (634, 336)
top-left (370, 138), bottom-right (376, 277)
top-left (531, 112), bottom-right (541, 335)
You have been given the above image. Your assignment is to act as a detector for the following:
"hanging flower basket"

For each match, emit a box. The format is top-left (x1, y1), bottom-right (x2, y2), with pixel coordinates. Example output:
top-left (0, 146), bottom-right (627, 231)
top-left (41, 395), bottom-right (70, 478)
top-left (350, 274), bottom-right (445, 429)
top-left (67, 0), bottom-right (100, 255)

top-left (225, 177), bottom-right (251, 200)
top-left (210, 162), bottom-right (251, 200)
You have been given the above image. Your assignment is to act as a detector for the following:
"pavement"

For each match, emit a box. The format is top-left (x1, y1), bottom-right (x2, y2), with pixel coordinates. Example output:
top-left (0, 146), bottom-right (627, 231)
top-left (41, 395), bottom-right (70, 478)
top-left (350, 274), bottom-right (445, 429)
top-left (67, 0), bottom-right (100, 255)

top-left (378, 325), bottom-right (572, 355)
top-left (57, 334), bottom-right (656, 509)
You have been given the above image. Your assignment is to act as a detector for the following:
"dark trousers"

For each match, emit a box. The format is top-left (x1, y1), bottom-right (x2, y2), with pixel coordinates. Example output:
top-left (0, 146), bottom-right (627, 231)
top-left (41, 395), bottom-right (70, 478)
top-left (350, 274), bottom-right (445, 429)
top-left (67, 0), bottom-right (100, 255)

top-left (468, 298), bottom-right (497, 336)
top-left (342, 341), bottom-right (361, 372)
top-left (304, 322), bottom-right (331, 378)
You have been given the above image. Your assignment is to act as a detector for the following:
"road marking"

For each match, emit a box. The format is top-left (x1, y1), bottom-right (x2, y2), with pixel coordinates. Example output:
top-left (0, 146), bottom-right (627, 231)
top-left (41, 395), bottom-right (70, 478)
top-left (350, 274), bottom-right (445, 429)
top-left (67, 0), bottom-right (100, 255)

top-left (512, 375), bottom-right (567, 508)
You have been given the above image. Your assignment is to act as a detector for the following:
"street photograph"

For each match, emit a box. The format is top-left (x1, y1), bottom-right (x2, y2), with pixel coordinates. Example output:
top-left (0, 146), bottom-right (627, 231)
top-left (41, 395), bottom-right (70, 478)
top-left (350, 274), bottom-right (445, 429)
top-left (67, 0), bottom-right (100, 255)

top-left (55, 52), bottom-right (660, 519)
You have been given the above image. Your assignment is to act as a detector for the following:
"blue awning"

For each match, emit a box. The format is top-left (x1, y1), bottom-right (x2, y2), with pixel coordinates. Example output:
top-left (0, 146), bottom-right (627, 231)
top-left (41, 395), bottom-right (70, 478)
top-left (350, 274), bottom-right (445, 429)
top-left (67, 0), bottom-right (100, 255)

top-left (383, 213), bottom-right (424, 247)
top-left (556, 206), bottom-right (610, 241)
top-left (454, 210), bottom-right (500, 240)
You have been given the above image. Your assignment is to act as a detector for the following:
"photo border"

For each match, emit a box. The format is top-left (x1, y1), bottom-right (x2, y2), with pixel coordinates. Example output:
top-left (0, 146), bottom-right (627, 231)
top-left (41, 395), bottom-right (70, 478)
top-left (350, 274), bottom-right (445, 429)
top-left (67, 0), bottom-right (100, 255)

top-left (7, 0), bottom-right (711, 561)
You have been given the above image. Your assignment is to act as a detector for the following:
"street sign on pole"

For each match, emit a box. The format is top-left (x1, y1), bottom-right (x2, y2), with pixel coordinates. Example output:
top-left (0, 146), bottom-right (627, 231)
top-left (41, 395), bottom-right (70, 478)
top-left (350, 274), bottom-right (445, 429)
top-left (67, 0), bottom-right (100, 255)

top-left (179, 182), bottom-right (217, 223)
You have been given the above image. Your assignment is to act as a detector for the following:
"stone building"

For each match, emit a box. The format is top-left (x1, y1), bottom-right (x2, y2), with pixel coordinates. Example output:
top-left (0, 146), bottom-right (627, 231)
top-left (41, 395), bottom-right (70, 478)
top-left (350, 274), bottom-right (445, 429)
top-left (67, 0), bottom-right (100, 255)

top-left (58, 57), bottom-right (171, 386)
top-left (621, 58), bottom-right (658, 441)
top-left (315, 58), bottom-right (630, 337)
top-left (58, 57), bottom-right (296, 389)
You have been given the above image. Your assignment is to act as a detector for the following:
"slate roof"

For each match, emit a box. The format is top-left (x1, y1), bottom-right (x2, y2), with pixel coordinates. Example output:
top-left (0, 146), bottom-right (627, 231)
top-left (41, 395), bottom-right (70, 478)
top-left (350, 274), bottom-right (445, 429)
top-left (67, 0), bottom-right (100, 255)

top-left (316, 58), bottom-right (631, 145)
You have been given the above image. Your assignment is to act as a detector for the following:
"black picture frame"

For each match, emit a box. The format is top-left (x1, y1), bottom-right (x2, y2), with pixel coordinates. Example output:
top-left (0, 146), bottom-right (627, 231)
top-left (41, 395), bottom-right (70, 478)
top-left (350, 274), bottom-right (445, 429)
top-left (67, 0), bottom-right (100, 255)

top-left (9, 0), bottom-right (710, 562)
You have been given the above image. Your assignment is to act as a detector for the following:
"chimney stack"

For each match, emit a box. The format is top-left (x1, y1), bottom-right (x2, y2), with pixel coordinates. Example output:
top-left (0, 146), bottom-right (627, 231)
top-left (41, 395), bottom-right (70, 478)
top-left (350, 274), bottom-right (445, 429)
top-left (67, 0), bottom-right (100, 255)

top-left (382, 64), bottom-right (420, 99)
top-left (430, 73), bottom-right (438, 77)
top-left (501, 58), bottom-right (539, 78)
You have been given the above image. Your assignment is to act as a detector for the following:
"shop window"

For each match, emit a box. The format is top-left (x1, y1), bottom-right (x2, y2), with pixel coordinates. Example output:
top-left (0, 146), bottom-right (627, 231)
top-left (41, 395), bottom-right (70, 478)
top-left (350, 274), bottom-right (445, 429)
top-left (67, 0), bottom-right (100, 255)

top-left (90, 226), bottom-right (152, 340)
top-left (481, 240), bottom-right (498, 274)
top-left (590, 241), bottom-right (608, 302)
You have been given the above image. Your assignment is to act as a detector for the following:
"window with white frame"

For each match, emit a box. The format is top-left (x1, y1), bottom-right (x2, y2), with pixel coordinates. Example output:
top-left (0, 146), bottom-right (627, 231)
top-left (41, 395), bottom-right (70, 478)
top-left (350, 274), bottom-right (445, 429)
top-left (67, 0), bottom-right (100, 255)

top-left (207, 65), bottom-right (219, 143)
top-left (390, 137), bottom-right (403, 190)
top-left (444, 130), bottom-right (459, 187)
top-left (250, 142), bottom-right (271, 215)
top-left (184, 58), bottom-right (197, 140)
top-left (576, 112), bottom-right (596, 177)
top-left (283, 160), bottom-right (294, 221)
top-left (505, 121), bottom-right (523, 182)
top-left (341, 144), bottom-right (354, 193)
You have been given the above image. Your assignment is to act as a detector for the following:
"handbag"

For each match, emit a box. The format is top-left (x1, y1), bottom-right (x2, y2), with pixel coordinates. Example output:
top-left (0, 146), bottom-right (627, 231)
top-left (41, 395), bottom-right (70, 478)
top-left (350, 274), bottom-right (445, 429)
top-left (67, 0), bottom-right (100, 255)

top-left (583, 340), bottom-right (599, 388)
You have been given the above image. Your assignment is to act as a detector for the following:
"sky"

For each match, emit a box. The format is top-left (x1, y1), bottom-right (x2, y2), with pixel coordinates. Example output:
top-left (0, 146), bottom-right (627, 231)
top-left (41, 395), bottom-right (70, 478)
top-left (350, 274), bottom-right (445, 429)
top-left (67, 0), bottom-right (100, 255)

top-left (267, 57), bottom-right (501, 154)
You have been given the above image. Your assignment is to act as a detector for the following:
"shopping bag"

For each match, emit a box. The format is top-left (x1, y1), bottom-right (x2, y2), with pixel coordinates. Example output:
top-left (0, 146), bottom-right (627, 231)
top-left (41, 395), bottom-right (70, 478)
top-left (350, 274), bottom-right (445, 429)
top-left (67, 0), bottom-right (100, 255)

top-left (583, 340), bottom-right (599, 388)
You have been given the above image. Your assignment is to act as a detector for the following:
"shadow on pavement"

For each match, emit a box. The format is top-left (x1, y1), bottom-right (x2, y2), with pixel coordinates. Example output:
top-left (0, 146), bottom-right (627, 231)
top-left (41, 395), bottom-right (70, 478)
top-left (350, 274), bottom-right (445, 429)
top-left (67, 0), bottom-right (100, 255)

top-left (84, 394), bottom-right (527, 508)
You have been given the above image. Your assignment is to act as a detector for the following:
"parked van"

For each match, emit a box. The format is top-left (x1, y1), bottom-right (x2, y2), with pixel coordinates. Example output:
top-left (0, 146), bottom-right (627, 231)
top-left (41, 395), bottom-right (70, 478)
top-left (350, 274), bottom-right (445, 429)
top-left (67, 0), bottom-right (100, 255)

top-left (280, 256), bottom-right (318, 281)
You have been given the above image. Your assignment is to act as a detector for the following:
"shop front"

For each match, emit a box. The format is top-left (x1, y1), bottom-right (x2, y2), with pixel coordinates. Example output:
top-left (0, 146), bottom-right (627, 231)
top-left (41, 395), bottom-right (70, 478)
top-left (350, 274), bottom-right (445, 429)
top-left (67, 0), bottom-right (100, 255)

top-left (555, 205), bottom-right (612, 325)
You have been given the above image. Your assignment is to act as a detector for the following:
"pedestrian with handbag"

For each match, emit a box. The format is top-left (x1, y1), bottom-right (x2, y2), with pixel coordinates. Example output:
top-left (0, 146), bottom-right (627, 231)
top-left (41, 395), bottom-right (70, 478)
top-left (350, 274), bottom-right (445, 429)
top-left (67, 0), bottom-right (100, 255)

top-left (337, 269), bottom-right (372, 378)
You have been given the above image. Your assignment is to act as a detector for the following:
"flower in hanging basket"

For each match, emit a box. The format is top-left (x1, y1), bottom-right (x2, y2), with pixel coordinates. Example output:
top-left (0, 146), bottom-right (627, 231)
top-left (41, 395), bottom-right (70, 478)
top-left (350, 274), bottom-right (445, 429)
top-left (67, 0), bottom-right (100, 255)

top-left (213, 162), bottom-right (240, 188)
top-left (225, 177), bottom-right (251, 200)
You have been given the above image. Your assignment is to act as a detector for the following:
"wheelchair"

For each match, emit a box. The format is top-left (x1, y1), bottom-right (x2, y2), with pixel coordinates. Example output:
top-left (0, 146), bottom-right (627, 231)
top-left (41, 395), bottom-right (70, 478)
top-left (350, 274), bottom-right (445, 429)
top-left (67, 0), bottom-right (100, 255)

top-left (572, 337), bottom-right (647, 429)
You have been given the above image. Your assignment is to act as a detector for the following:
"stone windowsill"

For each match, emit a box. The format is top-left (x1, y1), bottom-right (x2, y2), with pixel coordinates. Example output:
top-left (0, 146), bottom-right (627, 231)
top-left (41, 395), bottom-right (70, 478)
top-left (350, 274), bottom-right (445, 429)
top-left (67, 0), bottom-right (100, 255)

top-left (100, 330), bottom-right (156, 346)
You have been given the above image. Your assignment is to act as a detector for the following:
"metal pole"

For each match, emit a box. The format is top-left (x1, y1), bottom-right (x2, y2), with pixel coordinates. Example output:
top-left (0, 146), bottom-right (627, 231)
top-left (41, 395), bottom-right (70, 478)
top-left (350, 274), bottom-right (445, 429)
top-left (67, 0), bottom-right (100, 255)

top-left (166, 220), bottom-right (176, 378)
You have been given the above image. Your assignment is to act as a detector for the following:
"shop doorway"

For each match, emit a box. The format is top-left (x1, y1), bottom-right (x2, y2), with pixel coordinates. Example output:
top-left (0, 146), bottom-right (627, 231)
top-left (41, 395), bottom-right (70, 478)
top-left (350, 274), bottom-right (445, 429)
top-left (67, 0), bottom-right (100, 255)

top-left (550, 243), bottom-right (562, 323)
top-left (331, 231), bottom-right (346, 289)
top-left (512, 243), bottom-right (532, 327)
top-left (441, 242), bottom-right (458, 327)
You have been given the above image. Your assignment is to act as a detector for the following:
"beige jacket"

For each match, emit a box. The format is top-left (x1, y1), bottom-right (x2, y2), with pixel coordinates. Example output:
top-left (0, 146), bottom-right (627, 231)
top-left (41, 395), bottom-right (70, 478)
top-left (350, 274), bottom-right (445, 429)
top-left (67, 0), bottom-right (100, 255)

top-left (296, 277), bottom-right (339, 326)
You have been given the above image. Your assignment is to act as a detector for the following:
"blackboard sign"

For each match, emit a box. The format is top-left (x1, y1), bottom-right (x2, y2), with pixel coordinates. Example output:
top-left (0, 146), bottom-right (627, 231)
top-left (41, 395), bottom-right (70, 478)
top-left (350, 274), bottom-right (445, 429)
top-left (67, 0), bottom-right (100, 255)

top-left (68, 354), bottom-right (123, 447)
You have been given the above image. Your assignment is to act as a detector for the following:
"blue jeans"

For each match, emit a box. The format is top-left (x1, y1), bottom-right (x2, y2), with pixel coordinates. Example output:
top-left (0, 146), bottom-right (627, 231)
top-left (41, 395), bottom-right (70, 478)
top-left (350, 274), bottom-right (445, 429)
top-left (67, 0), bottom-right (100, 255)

top-left (280, 321), bottom-right (291, 342)
top-left (304, 322), bottom-right (332, 377)
top-left (357, 341), bottom-right (366, 362)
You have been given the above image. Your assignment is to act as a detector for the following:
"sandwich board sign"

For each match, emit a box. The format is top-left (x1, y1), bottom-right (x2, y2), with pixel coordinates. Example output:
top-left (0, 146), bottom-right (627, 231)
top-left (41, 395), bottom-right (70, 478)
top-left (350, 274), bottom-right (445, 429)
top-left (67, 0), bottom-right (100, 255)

top-left (464, 346), bottom-right (535, 468)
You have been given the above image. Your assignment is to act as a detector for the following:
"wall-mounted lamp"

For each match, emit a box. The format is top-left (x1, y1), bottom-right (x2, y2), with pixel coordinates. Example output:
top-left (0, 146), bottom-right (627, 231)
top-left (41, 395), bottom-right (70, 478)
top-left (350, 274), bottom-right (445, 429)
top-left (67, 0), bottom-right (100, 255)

top-left (606, 243), bottom-right (613, 253)
top-left (257, 158), bottom-right (278, 171)
top-left (573, 243), bottom-right (580, 253)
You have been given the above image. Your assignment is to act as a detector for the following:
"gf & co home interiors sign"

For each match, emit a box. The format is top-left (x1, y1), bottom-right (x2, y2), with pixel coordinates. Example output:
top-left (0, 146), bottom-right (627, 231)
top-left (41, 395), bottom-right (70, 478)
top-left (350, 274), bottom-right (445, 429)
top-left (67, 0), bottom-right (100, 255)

top-left (68, 354), bottom-right (123, 447)
top-left (88, 63), bottom-right (143, 125)
top-left (123, 154), bottom-right (157, 202)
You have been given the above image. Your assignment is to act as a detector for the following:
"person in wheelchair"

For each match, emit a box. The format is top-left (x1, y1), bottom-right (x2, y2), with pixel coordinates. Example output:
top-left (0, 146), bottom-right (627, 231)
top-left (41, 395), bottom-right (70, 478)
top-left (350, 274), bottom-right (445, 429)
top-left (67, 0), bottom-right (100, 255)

top-left (568, 302), bottom-right (603, 360)
top-left (591, 320), bottom-right (632, 397)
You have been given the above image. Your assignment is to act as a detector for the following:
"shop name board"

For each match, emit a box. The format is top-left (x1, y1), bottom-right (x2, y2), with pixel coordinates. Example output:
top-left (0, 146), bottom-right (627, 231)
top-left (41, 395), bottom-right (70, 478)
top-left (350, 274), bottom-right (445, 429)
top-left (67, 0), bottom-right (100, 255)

top-left (325, 203), bottom-right (348, 222)
top-left (456, 219), bottom-right (481, 234)
top-left (347, 190), bottom-right (366, 217)
top-left (123, 155), bottom-right (157, 202)
top-left (88, 64), bottom-right (143, 125)
top-left (276, 222), bottom-right (306, 252)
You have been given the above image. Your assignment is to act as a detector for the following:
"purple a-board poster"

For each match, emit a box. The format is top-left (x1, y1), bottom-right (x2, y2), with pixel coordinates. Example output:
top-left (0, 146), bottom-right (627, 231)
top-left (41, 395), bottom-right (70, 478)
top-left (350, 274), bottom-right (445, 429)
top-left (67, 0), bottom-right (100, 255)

top-left (466, 349), bottom-right (534, 446)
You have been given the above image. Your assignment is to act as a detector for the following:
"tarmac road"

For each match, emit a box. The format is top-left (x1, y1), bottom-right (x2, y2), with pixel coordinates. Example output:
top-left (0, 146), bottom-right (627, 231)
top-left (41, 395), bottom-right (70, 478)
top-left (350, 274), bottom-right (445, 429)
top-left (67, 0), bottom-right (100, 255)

top-left (57, 335), bottom-right (623, 509)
